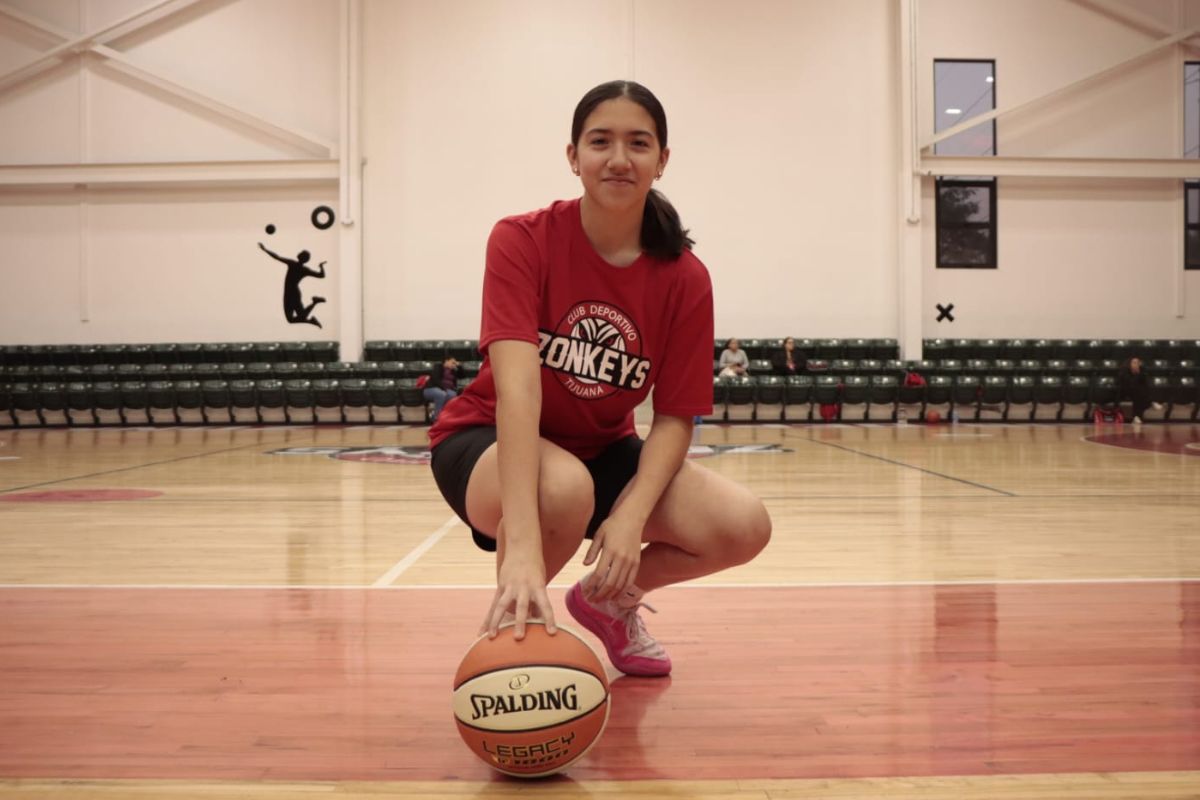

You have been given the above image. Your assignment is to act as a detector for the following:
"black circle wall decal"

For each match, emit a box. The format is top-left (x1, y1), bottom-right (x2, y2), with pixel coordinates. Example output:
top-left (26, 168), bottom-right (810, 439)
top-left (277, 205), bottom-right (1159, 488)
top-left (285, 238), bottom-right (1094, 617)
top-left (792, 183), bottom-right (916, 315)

top-left (311, 206), bottom-right (335, 230)
top-left (265, 224), bottom-right (276, 234)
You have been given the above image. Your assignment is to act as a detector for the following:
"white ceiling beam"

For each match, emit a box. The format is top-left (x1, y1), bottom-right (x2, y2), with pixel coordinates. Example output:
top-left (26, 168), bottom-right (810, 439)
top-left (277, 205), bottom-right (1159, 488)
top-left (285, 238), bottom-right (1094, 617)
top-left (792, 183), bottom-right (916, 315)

top-left (920, 154), bottom-right (1200, 179)
top-left (0, 159), bottom-right (339, 188)
top-left (0, 2), bottom-right (334, 157)
top-left (1070, 0), bottom-right (1191, 41)
top-left (922, 27), bottom-right (1199, 151)
top-left (0, 0), bottom-right (205, 96)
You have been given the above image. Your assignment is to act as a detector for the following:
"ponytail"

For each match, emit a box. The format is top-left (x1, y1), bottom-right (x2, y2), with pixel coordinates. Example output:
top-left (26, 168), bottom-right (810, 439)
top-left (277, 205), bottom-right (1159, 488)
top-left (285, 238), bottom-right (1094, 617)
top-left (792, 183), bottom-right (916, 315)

top-left (641, 188), bottom-right (694, 260)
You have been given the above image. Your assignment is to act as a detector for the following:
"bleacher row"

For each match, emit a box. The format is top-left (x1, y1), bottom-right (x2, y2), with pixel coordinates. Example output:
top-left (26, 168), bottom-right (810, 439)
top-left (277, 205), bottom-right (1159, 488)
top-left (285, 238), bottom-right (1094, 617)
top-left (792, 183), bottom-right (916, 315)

top-left (2, 338), bottom-right (1199, 427)
top-left (707, 374), bottom-right (1199, 423)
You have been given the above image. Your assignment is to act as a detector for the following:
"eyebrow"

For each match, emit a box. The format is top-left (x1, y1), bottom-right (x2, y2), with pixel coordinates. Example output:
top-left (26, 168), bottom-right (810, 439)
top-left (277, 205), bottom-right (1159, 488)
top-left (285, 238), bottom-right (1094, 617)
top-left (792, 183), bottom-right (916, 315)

top-left (584, 127), bottom-right (657, 139)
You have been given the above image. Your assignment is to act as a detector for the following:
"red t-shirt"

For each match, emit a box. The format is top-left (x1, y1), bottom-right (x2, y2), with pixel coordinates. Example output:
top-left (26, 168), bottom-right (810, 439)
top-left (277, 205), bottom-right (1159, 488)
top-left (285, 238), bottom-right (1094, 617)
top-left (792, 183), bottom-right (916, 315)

top-left (428, 198), bottom-right (714, 460)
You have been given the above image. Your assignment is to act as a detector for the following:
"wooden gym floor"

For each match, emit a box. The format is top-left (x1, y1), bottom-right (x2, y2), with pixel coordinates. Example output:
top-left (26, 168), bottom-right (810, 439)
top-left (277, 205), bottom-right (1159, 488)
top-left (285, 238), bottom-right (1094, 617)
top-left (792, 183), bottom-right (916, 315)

top-left (0, 420), bottom-right (1198, 799)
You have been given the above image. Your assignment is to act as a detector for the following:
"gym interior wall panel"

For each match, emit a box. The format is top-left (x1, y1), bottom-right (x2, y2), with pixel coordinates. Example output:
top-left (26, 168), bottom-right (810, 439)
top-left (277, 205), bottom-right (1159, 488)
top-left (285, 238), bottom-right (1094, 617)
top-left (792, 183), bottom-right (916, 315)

top-left (361, 0), bottom-right (630, 341)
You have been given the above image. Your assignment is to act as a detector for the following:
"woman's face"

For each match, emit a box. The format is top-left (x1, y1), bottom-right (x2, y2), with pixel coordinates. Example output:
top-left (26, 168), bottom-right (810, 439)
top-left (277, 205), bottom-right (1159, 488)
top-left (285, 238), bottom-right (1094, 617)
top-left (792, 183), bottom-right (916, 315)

top-left (567, 97), bottom-right (669, 214)
top-left (784, 338), bottom-right (794, 351)
top-left (1130, 357), bottom-right (1141, 372)
top-left (728, 339), bottom-right (740, 351)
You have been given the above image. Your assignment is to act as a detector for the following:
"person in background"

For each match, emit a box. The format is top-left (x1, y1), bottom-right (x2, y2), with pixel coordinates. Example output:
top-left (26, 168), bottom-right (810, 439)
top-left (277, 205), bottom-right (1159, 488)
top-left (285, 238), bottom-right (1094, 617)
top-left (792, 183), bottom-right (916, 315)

top-left (424, 356), bottom-right (465, 423)
top-left (770, 336), bottom-right (806, 376)
top-left (1117, 356), bottom-right (1158, 425)
top-left (718, 338), bottom-right (749, 378)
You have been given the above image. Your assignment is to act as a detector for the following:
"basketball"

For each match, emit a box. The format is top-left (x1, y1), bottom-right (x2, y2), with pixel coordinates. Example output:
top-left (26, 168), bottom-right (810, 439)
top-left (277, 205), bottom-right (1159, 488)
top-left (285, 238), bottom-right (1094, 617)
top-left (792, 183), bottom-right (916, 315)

top-left (926, 410), bottom-right (941, 424)
top-left (452, 622), bottom-right (610, 777)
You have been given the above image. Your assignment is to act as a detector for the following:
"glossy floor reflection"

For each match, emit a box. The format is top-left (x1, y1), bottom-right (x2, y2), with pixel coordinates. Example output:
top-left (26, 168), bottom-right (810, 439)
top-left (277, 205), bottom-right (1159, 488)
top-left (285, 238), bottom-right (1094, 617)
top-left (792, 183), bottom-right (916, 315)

top-left (1, 583), bottom-right (1197, 781)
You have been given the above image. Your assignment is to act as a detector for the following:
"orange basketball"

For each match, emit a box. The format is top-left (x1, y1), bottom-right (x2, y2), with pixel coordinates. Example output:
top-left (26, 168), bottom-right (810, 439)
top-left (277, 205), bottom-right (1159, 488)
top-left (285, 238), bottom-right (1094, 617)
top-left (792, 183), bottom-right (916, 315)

top-left (926, 410), bottom-right (942, 424)
top-left (452, 622), bottom-right (610, 777)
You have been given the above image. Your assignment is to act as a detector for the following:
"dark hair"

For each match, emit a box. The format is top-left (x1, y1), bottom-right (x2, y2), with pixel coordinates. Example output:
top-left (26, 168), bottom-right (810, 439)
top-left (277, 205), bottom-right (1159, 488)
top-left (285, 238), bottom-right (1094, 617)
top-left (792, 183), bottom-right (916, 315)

top-left (571, 80), bottom-right (694, 260)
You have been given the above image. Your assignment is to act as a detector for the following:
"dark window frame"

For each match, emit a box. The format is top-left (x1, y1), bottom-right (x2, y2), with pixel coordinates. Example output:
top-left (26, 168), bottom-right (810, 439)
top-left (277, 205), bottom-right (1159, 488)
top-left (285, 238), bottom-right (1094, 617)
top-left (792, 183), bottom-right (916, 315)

top-left (934, 58), bottom-right (998, 269)
top-left (1186, 61), bottom-right (1200, 270)
top-left (936, 178), bottom-right (998, 269)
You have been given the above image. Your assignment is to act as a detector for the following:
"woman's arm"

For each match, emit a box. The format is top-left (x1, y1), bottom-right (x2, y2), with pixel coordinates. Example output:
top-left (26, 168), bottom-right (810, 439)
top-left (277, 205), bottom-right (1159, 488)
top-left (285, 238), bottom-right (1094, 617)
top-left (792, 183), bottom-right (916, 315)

top-left (584, 412), bottom-right (692, 601)
top-left (483, 339), bottom-right (556, 638)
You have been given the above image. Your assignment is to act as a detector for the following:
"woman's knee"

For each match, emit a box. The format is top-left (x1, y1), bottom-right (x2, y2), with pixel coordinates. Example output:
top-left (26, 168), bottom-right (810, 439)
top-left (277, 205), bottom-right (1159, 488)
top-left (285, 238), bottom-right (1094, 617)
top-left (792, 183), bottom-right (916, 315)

top-left (704, 491), bottom-right (771, 566)
top-left (537, 448), bottom-right (595, 536)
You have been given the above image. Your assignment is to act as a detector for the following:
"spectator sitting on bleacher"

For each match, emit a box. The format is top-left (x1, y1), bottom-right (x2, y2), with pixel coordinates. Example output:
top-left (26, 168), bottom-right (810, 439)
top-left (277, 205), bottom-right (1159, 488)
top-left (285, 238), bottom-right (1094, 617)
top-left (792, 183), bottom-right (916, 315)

top-left (770, 337), bottom-right (806, 376)
top-left (1117, 356), bottom-right (1159, 425)
top-left (718, 338), bottom-right (749, 378)
top-left (424, 356), bottom-right (465, 423)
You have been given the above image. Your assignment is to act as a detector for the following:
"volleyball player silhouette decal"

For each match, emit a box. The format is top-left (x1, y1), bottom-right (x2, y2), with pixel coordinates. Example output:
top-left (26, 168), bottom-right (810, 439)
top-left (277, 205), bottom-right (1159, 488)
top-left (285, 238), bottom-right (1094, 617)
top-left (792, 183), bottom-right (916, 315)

top-left (258, 205), bottom-right (335, 328)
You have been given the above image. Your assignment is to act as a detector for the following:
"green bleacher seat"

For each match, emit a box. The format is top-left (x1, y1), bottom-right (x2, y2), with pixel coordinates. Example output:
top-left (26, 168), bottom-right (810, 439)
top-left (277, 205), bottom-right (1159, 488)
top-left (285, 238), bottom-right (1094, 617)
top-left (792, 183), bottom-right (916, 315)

top-left (925, 375), bottom-right (952, 407)
top-left (312, 379), bottom-right (343, 422)
top-left (62, 382), bottom-right (92, 424)
top-left (35, 382), bottom-right (67, 424)
top-left (870, 338), bottom-right (899, 360)
top-left (843, 339), bottom-right (869, 360)
top-left (1170, 377), bottom-right (1197, 420)
top-left (308, 342), bottom-right (339, 362)
top-left (416, 340), bottom-right (446, 361)
top-left (200, 343), bottom-right (229, 363)
top-left (446, 340), bottom-right (478, 361)
top-left (201, 380), bottom-right (231, 413)
top-left (812, 375), bottom-right (841, 407)
top-left (147, 380), bottom-right (177, 424)
top-left (397, 378), bottom-right (427, 423)
top-left (150, 343), bottom-right (177, 364)
top-left (228, 380), bottom-right (257, 422)
top-left (724, 376), bottom-right (755, 421)
top-left (173, 380), bottom-right (203, 420)
top-left (783, 375), bottom-right (812, 421)
top-left (284, 380), bottom-right (315, 423)
top-left (857, 359), bottom-right (883, 373)
top-left (176, 343), bottom-right (204, 363)
top-left (748, 359), bottom-right (773, 376)
top-left (9, 382), bottom-right (36, 425)
top-left (867, 374), bottom-right (898, 419)
top-left (379, 361), bottom-right (406, 380)
top-left (282, 342), bottom-right (309, 362)
top-left (1003, 339), bottom-right (1030, 360)
top-left (815, 339), bottom-right (842, 360)
top-left (754, 376), bottom-right (784, 421)
top-left (363, 340), bottom-right (392, 361)
top-left (704, 377), bottom-right (726, 421)
top-left (841, 375), bottom-right (869, 416)
top-left (300, 362), bottom-right (326, 381)
top-left (1007, 375), bottom-right (1035, 419)
top-left (951, 375), bottom-right (980, 418)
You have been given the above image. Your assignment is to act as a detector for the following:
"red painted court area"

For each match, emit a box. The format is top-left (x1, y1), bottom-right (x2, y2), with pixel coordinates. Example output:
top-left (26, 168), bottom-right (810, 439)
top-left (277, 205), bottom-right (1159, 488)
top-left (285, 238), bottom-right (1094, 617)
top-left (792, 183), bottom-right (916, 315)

top-left (1, 584), bottom-right (1198, 782)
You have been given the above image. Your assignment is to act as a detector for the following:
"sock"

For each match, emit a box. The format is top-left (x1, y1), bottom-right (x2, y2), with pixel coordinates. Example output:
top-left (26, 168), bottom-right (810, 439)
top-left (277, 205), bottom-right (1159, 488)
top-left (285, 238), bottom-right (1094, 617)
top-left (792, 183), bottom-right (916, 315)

top-left (617, 584), bottom-right (646, 608)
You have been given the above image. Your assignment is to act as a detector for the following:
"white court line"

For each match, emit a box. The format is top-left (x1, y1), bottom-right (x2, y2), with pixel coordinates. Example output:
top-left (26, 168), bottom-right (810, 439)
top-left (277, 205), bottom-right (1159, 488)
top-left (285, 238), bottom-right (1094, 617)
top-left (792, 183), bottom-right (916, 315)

top-left (3, 576), bottom-right (1198, 590)
top-left (370, 515), bottom-right (461, 587)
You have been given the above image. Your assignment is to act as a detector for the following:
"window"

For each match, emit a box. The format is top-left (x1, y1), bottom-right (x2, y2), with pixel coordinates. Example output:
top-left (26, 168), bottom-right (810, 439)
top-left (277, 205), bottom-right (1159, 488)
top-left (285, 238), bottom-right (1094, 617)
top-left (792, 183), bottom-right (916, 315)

top-left (1185, 62), bottom-right (1199, 269)
top-left (934, 59), bottom-right (997, 268)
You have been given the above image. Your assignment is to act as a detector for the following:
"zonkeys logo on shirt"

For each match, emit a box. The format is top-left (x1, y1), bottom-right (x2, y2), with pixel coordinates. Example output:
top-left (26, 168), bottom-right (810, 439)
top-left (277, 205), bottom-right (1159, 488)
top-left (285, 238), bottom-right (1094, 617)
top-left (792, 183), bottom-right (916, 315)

top-left (538, 301), bottom-right (651, 400)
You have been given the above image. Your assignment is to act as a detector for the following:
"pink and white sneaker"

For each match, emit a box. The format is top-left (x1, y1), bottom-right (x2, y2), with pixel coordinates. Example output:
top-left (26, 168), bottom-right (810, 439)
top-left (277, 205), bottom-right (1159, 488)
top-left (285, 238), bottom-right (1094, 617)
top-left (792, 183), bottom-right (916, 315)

top-left (565, 581), bottom-right (672, 677)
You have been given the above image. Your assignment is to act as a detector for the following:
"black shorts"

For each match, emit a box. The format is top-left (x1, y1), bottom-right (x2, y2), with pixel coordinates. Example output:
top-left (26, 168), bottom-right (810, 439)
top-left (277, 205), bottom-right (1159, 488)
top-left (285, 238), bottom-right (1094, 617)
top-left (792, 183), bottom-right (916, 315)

top-left (429, 426), bottom-right (643, 552)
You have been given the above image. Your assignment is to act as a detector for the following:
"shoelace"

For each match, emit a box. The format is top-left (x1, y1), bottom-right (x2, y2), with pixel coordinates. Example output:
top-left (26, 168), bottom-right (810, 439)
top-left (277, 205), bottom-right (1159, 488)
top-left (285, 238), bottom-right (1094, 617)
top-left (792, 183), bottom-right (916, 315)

top-left (615, 601), bottom-right (667, 658)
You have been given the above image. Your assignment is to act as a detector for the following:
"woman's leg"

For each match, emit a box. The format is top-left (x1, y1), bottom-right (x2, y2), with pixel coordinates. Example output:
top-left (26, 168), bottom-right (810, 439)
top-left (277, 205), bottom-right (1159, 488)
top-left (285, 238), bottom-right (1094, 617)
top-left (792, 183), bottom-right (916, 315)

top-left (566, 460), bottom-right (770, 676)
top-left (632, 460), bottom-right (771, 591)
top-left (465, 439), bottom-right (594, 581)
top-left (423, 387), bottom-right (448, 421)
